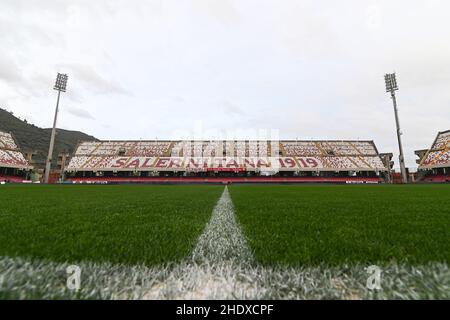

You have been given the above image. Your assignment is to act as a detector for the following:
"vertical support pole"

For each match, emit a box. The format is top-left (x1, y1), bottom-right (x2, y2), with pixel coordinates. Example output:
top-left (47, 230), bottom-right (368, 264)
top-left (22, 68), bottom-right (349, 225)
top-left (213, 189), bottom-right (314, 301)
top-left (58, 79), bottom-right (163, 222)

top-left (391, 92), bottom-right (407, 183)
top-left (44, 90), bottom-right (61, 183)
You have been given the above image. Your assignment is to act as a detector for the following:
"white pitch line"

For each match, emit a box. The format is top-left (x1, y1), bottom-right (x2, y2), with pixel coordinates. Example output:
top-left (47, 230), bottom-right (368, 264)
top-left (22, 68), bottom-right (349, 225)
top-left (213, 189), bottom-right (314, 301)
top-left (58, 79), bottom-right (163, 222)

top-left (144, 186), bottom-right (257, 299)
top-left (2, 256), bottom-right (449, 300)
top-left (191, 186), bottom-right (254, 266)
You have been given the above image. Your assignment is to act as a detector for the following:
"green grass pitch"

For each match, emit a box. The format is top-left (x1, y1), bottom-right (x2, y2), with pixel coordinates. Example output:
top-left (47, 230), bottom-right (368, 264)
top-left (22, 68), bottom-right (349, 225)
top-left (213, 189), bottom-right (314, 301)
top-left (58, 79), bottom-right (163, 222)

top-left (0, 184), bottom-right (448, 268)
top-left (229, 184), bottom-right (450, 266)
top-left (0, 185), bottom-right (223, 266)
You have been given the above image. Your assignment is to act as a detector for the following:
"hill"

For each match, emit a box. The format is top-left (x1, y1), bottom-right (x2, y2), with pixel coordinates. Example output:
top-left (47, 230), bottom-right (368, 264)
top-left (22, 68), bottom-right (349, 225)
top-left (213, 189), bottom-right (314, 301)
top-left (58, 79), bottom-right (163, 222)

top-left (0, 108), bottom-right (97, 169)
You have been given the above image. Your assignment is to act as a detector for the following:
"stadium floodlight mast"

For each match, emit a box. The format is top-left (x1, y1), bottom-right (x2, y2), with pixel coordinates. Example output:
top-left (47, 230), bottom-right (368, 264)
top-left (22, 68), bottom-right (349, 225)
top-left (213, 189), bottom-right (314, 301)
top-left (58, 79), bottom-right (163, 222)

top-left (44, 73), bottom-right (68, 184)
top-left (384, 72), bottom-right (407, 184)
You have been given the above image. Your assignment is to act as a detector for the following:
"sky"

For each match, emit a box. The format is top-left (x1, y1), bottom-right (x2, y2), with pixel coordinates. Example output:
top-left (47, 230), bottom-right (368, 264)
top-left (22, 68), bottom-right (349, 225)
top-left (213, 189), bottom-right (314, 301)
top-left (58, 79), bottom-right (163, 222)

top-left (1, 0), bottom-right (450, 169)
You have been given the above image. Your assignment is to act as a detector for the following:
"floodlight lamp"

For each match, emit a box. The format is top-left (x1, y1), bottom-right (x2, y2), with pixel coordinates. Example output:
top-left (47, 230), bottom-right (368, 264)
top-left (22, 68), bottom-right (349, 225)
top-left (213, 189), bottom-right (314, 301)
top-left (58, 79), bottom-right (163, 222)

top-left (384, 73), bottom-right (398, 93)
top-left (53, 73), bottom-right (68, 92)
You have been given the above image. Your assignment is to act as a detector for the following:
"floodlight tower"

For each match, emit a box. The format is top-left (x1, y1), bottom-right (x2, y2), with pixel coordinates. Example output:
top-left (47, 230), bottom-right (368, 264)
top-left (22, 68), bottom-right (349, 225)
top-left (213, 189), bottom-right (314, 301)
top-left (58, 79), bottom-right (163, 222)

top-left (44, 73), bottom-right (68, 184)
top-left (384, 73), bottom-right (407, 183)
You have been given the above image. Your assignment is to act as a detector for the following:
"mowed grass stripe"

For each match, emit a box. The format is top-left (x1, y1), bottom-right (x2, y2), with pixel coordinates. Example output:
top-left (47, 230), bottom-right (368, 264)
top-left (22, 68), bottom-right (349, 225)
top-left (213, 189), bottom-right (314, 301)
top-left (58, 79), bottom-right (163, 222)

top-left (229, 185), bottom-right (450, 266)
top-left (0, 185), bottom-right (223, 266)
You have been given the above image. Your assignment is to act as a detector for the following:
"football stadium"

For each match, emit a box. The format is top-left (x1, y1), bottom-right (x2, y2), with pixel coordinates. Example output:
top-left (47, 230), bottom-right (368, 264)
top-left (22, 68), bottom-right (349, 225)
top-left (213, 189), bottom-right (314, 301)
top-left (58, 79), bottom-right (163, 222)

top-left (1, 1), bottom-right (449, 307)
top-left (1, 125), bottom-right (449, 300)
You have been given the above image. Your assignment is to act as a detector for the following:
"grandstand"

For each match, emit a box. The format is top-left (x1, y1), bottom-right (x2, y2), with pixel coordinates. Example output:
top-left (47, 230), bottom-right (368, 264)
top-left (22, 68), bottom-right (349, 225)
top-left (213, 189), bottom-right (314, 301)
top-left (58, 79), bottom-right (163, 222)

top-left (65, 139), bottom-right (388, 183)
top-left (416, 130), bottom-right (450, 182)
top-left (0, 130), bottom-right (32, 182)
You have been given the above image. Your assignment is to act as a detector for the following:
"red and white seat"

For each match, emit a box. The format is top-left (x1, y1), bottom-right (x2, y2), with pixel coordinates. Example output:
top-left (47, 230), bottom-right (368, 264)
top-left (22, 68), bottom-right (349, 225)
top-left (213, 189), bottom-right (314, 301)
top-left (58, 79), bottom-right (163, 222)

top-left (0, 131), bottom-right (30, 169)
top-left (420, 131), bottom-right (450, 169)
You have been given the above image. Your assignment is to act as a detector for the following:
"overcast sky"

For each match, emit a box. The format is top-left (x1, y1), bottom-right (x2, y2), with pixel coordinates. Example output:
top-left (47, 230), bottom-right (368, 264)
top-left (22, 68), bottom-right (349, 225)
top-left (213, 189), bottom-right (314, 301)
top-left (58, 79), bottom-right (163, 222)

top-left (1, 0), bottom-right (450, 169)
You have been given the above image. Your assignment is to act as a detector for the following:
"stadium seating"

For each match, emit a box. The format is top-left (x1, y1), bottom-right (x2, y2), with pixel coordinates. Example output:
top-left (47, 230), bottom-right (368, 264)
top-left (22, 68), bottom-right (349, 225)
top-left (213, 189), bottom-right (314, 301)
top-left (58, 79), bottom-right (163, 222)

top-left (281, 140), bottom-right (378, 157)
top-left (0, 131), bottom-right (18, 149)
top-left (0, 150), bottom-right (28, 167)
top-left (0, 174), bottom-right (27, 183)
top-left (66, 140), bottom-right (387, 173)
top-left (322, 156), bottom-right (355, 169)
top-left (423, 174), bottom-right (450, 183)
top-left (75, 141), bottom-right (172, 157)
top-left (169, 141), bottom-right (275, 157)
top-left (432, 131), bottom-right (450, 149)
top-left (360, 156), bottom-right (386, 169)
top-left (0, 131), bottom-right (31, 169)
top-left (419, 130), bottom-right (450, 169)
top-left (282, 141), bottom-right (321, 156)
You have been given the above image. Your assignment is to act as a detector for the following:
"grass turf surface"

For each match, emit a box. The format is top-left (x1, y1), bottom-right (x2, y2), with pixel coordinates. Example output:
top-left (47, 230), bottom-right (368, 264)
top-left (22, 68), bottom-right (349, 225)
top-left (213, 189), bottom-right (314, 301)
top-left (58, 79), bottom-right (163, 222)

top-left (0, 185), bottom-right (223, 266)
top-left (229, 184), bottom-right (450, 266)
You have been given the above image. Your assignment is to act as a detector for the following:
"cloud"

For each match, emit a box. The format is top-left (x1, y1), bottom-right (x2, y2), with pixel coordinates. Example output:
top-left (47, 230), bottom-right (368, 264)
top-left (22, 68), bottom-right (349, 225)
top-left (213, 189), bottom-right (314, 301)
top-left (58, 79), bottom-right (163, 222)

top-left (58, 64), bottom-right (129, 96)
top-left (222, 100), bottom-right (245, 116)
top-left (192, 0), bottom-right (240, 26)
top-left (66, 106), bottom-right (95, 120)
top-left (0, 52), bottom-right (24, 84)
top-left (1, 0), bottom-right (450, 170)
